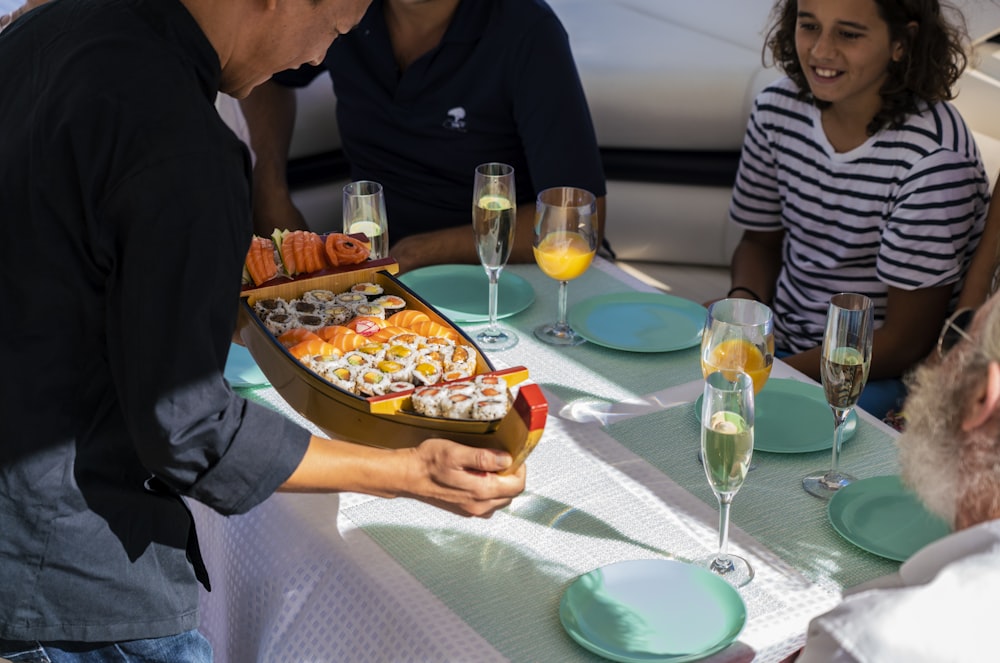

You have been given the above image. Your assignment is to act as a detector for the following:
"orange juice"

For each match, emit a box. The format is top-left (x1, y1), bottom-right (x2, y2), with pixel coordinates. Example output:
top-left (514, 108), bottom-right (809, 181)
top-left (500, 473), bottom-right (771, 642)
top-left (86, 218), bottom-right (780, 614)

top-left (533, 231), bottom-right (595, 280)
top-left (701, 338), bottom-right (772, 394)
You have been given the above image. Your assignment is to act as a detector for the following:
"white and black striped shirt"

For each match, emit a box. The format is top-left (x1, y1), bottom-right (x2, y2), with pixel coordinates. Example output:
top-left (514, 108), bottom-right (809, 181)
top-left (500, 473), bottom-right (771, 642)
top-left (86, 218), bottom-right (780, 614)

top-left (730, 77), bottom-right (989, 352)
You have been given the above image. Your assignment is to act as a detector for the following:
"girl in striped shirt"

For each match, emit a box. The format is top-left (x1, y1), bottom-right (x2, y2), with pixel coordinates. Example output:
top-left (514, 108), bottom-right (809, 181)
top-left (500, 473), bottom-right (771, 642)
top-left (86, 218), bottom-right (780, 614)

top-left (728, 0), bottom-right (989, 418)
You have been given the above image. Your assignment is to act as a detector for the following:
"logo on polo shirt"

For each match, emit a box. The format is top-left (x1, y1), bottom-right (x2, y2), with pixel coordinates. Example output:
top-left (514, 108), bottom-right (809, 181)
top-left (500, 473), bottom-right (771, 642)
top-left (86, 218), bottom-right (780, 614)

top-left (443, 107), bottom-right (467, 132)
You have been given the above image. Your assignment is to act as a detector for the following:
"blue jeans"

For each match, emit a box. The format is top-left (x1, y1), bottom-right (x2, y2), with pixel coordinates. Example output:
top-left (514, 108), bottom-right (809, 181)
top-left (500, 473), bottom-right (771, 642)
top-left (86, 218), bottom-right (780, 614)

top-left (0, 630), bottom-right (212, 663)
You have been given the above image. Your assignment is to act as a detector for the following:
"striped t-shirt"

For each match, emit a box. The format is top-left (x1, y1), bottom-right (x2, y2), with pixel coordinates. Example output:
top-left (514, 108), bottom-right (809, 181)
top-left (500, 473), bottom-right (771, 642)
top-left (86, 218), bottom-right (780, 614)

top-left (730, 77), bottom-right (989, 352)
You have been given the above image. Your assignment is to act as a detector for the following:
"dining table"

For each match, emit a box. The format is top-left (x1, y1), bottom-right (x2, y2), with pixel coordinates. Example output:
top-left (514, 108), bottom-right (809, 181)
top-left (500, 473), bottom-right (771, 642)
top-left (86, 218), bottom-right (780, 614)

top-left (192, 256), bottom-right (907, 663)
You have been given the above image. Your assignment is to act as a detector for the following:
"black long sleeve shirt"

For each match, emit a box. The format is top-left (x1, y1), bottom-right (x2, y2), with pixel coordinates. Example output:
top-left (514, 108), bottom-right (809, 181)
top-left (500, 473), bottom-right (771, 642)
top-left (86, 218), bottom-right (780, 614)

top-left (0, 0), bottom-right (309, 641)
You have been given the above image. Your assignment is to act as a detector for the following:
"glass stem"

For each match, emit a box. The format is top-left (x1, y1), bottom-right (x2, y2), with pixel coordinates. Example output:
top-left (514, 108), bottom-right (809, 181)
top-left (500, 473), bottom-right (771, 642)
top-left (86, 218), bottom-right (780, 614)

top-left (829, 407), bottom-right (850, 476)
top-left (716, 495), bottom-right (733, 563)
top-left (487, 269), bottom-right (501, 333)
top-left (556, 279), bottom-right (569, 329)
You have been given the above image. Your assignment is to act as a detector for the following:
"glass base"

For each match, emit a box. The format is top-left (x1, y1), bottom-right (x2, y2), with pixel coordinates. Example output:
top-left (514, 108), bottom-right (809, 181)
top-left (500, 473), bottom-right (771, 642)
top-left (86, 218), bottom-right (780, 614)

top-left (698, 553), bottom-right (754, 587)
top-left (534, 322), bottom-right (586, 346)
top-left (802, 470), bottom-right (856, 499)
top-left (473, 326), bottom-right (519, 351)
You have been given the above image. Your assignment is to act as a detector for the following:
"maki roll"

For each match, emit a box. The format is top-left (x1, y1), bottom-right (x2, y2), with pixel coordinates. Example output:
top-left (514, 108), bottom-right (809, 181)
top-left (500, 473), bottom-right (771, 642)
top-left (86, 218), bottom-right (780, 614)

top-left (412, 386), bottom-right (447, 417)
top-left (254, 298), bottom-right (287, 320)
top-left (289, 299), bottom-right (320, 316)
top-left (471, 396), bottom-right (508, 421)
top-left (443, 392), bottom-right (475, 419)
top-left (446, 345), bottom-right (477, 375)
top-left (336, 292), bottom-right (368, 309)
top-left (410, 358), bottom-right (442, 386)
top-left (317, 362), bottom-right (358, 394)
top-left (388, 381), bottom-right (414, 394)
top-left (303, 289), bottom-right (337, 305)
top-left (296, 313), bottom-right (326, 332)
top-left (354, 303), bottom-right (386, 320)
top-left (356, 368), bottom-right (391, 396)
top-left (376, 359), bottom-right (409, 383)
top-left (372, 295), bottom-right (407, 312)
top-left (322, 304), bottom-right (353, 326)
top-left (264, 313), bottom-right (297, 336)
top-left (350, 282), bottom-right (383, 298)
top-left (342, 350), bottom-right (374, 370)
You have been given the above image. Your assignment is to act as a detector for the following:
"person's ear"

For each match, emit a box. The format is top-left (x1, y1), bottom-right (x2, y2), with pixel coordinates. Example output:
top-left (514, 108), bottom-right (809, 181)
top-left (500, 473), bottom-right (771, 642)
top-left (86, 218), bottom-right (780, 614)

top-left (892, 21), bottom-right (918, 62)
top-left (963, 361), bottom-right (1000, 431)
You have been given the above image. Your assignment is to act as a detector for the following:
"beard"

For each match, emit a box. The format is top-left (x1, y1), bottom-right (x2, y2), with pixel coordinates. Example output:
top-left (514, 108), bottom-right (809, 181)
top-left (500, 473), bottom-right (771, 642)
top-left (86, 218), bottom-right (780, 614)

top-left (896, 359), bottom-right (962, 527)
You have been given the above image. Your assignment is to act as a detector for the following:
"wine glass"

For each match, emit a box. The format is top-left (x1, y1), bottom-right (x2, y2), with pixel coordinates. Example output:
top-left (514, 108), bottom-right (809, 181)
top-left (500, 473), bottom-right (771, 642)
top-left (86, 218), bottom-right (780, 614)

top-left (343, 180), bottom-right (388, 260)
top-left (699, 370), bottom-right (755, 587)
top-left (700, 298), bottom-right (774, 394)
top-left (471, 162), bottom-right (518, 351)
top-left (802, 293), bottom-right (874, 499)
top-left (532, 187), bottom-right (597, 346)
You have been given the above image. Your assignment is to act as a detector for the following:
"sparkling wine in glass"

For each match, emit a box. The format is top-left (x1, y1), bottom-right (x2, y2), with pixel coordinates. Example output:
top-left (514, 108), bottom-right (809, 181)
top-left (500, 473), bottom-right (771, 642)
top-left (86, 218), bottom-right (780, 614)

top-left (802, 293), bottom-right (873, 499)
top-left (343, 180), bottom-right (388, 259)
top-left (532, 187), bottom-right (597, 346)
top-left (471, 162), bottom-right (518, 351)
top-left (700, 370), bottom-right (755, 587)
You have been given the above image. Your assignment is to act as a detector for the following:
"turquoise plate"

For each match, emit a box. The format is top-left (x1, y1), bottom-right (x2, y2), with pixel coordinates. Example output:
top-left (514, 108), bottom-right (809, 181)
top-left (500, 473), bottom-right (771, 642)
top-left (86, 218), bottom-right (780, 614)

top-left (568, 292), bottom-right (707, 353)
top-left (559, 559), bottom-right (746, 663)
top-left (828, 475), bottom-right (951, 562)
top-left (694, 378), bottom-right (858, 453)
top-left (224, 343), bottom-right (269, 387)
top-left (398, 264), bottom-right (535, 323)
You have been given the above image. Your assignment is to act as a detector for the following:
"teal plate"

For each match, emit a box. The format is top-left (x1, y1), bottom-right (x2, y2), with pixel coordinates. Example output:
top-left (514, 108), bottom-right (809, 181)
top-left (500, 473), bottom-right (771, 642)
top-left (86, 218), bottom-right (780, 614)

top-left (828, 475), bottom-right (951, 562)
top-left (559, 559), bottom-right (746, 663)
top-left (568, 292), bottom-right (707, 353)
top-left (694, 378), bottom-right (857, 453)
top-left (398, 264), bottom-right (535, 323)
top-left (224, 343), bottom-right (269, 387)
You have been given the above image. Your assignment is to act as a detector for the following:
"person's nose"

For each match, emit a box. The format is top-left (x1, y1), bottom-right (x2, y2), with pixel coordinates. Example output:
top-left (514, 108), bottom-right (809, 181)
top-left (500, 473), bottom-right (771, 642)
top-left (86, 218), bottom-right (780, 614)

top-left (811, 31), bottom-right (835, 59)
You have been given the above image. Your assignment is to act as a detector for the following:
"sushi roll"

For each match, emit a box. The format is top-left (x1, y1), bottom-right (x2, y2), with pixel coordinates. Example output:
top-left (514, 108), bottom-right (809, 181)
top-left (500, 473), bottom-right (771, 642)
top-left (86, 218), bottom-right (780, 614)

top-left (317, 362), bottom-right (358, 394)
top-left (412, 386), bottom-right (447, 417)
top-left (350, 282), bottom-right (383, 298)
top-left (356, 368), bottom-right (391, 396)
top-left (342, 350), bottom-right (374, 370)
top-left (264, 313), bottom-right (297, 336)
top-left (471, 396), bottom-right (508, 421)
top-left (441, 368), bottom-right (474, 382)
top-left (372, 295), bottom-right (406, 312)
top-left (322, 304), bottom-right (353, 326)
top-left (384, 343), bottom-right (416, 366)
top-left (296, 313), bottom-right (326, 332)
top-left (376, 359), bottom-right (410, 383)
top-left (388, 332), bottom-right (425, 350)
top-left (410, 358), bottom-right (442, 386)
top-left (356, 342), bottom-right (387, 362)
top-left (335, 292), bottom-right (368, 309)
top-left (289, 299), bottom-right (320, 316)
top-left (443, 392), bottom-right (475, 419)
top-left (254, 298), bottom-right (287, 319)
top-left (354, 303), bottom-right (386, 320)
top-left (302, 289), bottom-right (337, 305)
top-left (475, 374), bottom-right (508, 400)
top-left (446, 344), bottom-right (477, 375)
top-left (388, 381), bottom-right (414, 394)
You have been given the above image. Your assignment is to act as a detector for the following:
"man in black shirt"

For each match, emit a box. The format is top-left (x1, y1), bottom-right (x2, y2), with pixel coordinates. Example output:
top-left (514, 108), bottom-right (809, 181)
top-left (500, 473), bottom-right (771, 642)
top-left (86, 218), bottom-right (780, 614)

top-left (0, 0), bottom-right (525, 659)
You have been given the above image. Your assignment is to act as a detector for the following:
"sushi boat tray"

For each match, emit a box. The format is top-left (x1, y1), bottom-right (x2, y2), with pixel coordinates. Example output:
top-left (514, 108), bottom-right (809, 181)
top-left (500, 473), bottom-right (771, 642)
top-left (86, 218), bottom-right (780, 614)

top-left (236, 259), bottom-right (547, 472)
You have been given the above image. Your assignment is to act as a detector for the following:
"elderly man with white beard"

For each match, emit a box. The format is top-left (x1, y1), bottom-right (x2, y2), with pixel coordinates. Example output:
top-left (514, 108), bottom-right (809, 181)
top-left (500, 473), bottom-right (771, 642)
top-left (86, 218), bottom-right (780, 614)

top-left (788, 291), bottom-right (1000, 662)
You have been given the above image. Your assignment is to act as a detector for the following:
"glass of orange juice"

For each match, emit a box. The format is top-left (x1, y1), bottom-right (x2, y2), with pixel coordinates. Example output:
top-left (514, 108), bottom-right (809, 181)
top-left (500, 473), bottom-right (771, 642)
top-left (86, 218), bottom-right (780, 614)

top-left (700, 299), bottom-right (774, 394)
top-left (532, 187), bottom-right (597, 346)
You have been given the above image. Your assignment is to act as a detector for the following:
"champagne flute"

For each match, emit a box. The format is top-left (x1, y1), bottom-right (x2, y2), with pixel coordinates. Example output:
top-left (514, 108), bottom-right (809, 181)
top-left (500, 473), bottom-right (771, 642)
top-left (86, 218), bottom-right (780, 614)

top-left (343, 180), bottom-right (388, 260)
top-left (802, 293), bottom-right (874, 499)
top-left (700, 370), bottom-right (755, 587)
top-left (532, 187), bottom-right (597, 346)
top-left (699, 298), bottom-right (773, 468)
top-left (471, 162), bottom-right (518, 351)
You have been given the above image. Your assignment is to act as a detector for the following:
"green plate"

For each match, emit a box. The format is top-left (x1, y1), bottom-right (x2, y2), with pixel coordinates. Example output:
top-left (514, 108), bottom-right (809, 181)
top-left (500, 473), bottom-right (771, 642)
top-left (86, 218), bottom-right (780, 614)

top-left (828, 475), bottom-right (951, 562)
top-left (224, 343), bottom-right (269, 387)
top-left (398, 264), bottom-right (535, 323)
top-left (694, 378), bottom-right (857, 453)
top-left (568, 292), bottom-right (707, 353)
top-left (559, 559), bottom-right (746, 663)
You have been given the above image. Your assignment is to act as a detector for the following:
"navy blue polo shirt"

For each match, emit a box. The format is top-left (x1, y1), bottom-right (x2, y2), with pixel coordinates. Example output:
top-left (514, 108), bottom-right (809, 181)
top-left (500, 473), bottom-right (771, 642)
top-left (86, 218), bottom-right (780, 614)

top-left (276, 0), bottom-right (606, 243)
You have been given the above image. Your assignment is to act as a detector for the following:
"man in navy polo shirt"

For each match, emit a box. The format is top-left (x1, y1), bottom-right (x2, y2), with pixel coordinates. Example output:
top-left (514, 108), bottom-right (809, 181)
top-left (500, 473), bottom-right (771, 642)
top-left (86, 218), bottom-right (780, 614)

top-left (241, 0), bottom-right (607, 273)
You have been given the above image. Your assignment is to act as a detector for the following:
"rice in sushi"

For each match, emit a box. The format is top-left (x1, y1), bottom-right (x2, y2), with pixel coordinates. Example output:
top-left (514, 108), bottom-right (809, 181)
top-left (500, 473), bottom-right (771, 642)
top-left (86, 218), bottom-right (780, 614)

top-left (350, 282), bottom-right (383, 297)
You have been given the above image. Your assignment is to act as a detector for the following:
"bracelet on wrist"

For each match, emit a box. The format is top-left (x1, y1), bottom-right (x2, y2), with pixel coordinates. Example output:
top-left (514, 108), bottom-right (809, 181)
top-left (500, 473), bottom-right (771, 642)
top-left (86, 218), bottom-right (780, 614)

top-left (727, 286), bottom-right (762, 302)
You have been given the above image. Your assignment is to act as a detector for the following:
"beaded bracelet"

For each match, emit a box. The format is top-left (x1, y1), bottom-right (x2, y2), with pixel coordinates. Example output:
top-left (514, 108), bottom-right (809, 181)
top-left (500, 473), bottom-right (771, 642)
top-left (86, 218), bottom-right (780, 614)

top-left (726, 286), bottom-right (762, 302)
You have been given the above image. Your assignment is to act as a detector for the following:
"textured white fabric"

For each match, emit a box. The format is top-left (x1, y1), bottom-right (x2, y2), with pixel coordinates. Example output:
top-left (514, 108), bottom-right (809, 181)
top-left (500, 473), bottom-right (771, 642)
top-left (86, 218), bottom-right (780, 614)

top-left (799, 520), bottom-right (1000, 662)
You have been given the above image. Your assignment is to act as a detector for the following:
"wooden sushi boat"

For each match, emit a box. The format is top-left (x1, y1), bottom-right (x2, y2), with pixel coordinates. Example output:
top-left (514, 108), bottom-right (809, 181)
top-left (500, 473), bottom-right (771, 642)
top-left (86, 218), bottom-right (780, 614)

top-left (236, 256), bottom-right (547, 473)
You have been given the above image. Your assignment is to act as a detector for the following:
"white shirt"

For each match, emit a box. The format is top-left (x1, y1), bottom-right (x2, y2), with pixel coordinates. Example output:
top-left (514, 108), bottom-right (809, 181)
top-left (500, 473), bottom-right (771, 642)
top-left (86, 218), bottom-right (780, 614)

top-left (798, 519), bottom-right (1000, 662)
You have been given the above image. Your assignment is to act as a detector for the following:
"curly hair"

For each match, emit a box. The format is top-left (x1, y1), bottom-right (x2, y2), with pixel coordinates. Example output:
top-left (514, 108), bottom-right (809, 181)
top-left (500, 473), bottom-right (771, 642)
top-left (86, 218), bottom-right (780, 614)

top-left (764, 0), bottom-right (969, 135)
